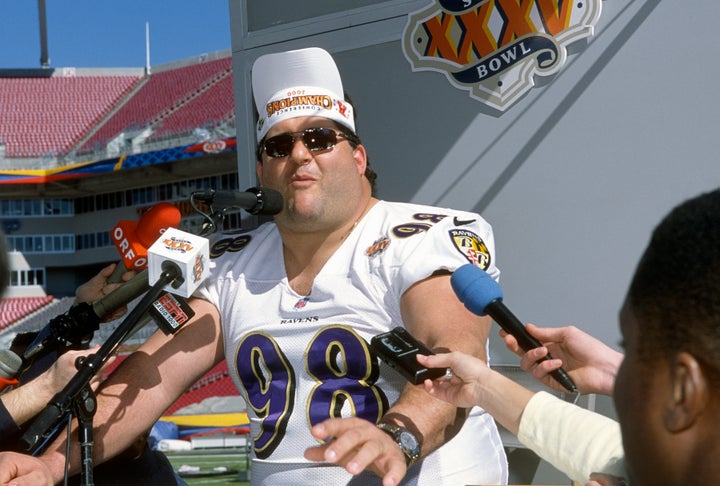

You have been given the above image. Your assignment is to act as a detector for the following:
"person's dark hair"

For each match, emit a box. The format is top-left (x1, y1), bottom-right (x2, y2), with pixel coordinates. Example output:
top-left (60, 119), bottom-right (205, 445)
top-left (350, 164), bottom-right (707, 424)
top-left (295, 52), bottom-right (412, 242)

top-left (627, 188), bottom-right (720, 382)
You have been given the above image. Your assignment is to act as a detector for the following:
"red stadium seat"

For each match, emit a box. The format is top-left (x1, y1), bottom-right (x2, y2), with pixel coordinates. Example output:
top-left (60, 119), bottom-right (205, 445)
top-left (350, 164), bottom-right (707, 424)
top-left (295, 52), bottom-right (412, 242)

top-left (0, 295), bottom-right (55, 329)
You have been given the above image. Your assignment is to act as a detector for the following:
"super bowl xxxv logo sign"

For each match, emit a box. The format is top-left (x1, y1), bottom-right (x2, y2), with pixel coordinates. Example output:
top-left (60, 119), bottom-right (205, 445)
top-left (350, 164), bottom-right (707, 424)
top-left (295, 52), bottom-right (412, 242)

top-left (402, 0), bottom-right (601, 111)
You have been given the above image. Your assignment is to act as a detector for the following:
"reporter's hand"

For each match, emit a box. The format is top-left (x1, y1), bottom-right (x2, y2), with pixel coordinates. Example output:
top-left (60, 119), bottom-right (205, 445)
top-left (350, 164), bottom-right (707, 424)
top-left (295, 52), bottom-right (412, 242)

top-left (75, 263), bottom-right (135, 321)
top-left (43, 345), bottom-right (114, 394)
top-left (501, 324), bottom-right (622, 396)
top-left (0, 451), bottom-right (53, 486)
top-left (416, 352), bottom-right (490, 409)
top-left (305, 417), bottom-right (407, 486)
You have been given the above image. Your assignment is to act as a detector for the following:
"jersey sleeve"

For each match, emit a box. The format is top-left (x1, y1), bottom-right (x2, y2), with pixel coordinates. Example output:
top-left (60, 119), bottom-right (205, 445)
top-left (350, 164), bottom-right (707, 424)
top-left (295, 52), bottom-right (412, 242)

top-left (393, 211), bottom-right (499, 297)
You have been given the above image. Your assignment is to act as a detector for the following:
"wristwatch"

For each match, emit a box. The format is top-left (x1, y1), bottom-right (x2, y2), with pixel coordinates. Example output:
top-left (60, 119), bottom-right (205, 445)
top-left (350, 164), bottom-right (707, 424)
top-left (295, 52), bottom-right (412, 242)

top-left (377, 422), bottom-right (421, 467)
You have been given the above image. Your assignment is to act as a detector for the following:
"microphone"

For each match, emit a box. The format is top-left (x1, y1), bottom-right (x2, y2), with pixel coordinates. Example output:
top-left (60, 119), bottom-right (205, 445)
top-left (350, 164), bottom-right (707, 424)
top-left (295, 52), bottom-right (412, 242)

top-left (108, 202), bottom-right (182, 282)
top-left (450, 264), bottom-right (578, 393)
top-left (192, 186), bottom-right (283, 215)
top-left (21, 270), bottom-right (151, 365)
top-left (147, 227), bottom-right (210, 299)
top-left (0, 349), bottom-right (21, 390)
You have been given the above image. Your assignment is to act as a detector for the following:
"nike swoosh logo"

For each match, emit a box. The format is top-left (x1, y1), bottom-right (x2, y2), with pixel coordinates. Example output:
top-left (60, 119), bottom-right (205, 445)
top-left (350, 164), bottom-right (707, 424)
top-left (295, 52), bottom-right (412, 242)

top-left (453, 216), bottom-right (476, 226)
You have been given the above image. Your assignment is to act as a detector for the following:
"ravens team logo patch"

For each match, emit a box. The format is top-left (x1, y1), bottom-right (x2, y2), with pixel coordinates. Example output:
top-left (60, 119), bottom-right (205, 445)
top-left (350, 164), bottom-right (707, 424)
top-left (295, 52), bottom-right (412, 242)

top-left (449, 229), bottom-right (490, 269)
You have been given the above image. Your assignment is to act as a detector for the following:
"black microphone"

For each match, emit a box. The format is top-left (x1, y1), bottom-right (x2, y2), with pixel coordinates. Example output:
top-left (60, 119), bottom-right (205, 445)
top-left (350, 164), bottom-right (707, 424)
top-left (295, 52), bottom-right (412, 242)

top-left (450, 264), bottom-right (577, 393)
top-left (22, 270), bottom-right (151, 364)
top-left (192, 186), bottom-right (283, 215)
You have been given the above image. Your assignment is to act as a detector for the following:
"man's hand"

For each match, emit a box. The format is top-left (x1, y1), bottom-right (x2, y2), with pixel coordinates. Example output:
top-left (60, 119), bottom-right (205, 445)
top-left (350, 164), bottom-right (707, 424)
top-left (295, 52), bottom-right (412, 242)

top-left (304, 417), bottom-right (407, 486)
top-left (0, 452), bottom-right (53, 486)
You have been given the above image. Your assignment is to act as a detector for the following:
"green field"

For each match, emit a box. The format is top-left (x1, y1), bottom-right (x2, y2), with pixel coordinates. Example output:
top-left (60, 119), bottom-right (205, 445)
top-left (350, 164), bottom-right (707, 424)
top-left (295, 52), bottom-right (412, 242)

top-left (163, 448), bottom-right (251, 486)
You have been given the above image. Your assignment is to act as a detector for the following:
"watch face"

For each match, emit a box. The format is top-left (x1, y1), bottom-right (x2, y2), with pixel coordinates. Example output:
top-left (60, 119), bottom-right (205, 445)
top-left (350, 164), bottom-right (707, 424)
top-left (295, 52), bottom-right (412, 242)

top-left (399, 430), bottom-right (419, 450)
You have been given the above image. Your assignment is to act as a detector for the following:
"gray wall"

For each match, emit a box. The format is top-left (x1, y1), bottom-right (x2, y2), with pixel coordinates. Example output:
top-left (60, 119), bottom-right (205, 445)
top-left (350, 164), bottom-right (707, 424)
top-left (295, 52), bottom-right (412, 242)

top-left (231, 0), bottom-right (719, 359)
top-left (230, 0), bottom-right (719, 481)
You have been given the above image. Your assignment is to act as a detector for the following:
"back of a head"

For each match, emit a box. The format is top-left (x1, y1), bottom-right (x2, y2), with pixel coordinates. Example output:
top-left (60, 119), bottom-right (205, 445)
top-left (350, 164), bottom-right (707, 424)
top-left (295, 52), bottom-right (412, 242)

top-left (628, 188), bottom-right (720, 379)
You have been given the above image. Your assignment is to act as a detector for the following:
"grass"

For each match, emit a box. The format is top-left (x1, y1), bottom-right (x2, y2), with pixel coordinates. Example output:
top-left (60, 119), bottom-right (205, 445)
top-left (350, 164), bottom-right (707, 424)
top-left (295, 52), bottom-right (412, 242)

top-left (162, 448), bottom-right (251, 486)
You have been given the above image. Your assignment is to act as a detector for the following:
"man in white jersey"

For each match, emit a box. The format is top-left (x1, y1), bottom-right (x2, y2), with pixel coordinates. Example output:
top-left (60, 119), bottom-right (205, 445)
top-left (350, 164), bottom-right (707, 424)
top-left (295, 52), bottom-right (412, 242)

top-left (1, 47), bottom-right (507, 486)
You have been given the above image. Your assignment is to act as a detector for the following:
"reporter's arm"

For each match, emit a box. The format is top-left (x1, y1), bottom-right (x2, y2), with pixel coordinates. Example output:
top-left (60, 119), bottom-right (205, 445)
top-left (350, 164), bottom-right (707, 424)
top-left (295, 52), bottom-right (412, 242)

top-left (419, 352), bottom-right (627, 484)
top-left (36, 297), bottom-right (224, 483)
top-left (418, 351), bottom-right (533, 436)
top-left (0, 347), bottom-right (105, 428)
top-left (0, 451), bottom-right (53, 485)
top-left (517, 391), bottom-right (625, 483)
top-left (74, 263), bottom-right (136, 321)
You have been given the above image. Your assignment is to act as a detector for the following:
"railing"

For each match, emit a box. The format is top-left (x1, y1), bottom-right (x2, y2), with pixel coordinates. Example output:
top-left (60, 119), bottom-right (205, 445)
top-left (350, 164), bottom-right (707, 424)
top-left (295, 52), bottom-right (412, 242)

top-left (0, 121), bottom-right (235, 171)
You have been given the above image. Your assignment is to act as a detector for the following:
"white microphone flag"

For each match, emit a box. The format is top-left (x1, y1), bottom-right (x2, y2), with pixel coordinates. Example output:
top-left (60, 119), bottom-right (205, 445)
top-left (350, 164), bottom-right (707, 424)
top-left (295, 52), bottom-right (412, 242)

top-left (147, 227), bottom-right (210, 298)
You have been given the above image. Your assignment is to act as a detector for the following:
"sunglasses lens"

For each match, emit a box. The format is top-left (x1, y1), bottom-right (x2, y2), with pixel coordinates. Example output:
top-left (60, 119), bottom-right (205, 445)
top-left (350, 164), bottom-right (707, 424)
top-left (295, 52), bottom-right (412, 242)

top-left (263, 128), bottom-right (341, 158)
top-left (264, 134), bottom-right (294, 158)
top-left (302, 128), bottom-right (337, 152)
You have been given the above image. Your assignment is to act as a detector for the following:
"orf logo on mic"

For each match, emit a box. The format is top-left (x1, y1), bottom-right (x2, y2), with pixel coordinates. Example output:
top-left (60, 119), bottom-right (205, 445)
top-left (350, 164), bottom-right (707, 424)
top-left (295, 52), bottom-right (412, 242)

top-left (111, 203), bottom-right (182, 271)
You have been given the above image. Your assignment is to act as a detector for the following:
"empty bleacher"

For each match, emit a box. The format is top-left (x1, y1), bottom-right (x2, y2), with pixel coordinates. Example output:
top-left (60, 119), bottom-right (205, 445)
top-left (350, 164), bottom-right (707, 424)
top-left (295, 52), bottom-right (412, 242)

top-left (164, 361), bottom-right (236, 415)
top-left (0, 76), bottom-right (141, 158)
top-left (79, 57), bottom-right (232, 153)
top-left (0, 295), bottom-right (58, 330)
top-left (149, 71), bottom-right (235, 139)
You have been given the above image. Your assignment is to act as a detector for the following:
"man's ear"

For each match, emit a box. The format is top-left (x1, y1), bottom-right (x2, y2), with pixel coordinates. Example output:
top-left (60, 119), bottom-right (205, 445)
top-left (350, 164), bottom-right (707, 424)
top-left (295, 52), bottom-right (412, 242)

top-left (352, 143), bottom-right (367, 176)
top-left (663, 352), bottom-right (708, 432)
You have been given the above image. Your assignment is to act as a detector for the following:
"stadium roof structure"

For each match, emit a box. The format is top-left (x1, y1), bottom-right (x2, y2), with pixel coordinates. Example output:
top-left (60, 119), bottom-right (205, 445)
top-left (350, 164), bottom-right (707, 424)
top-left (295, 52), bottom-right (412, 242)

top-left (0, 51), bottom-right (239, 199)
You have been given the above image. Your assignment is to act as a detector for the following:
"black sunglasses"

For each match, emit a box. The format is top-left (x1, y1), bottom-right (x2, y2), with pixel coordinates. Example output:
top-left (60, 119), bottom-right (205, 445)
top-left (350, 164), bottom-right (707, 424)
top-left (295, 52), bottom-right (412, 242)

top-left (261, 127), bottom-right (351, 158)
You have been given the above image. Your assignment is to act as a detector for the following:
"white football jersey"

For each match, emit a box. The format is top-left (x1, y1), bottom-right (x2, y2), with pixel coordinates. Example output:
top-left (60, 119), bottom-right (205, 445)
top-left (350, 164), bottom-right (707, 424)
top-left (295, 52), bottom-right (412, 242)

top-left (198, 200), bottom-right (508, 485)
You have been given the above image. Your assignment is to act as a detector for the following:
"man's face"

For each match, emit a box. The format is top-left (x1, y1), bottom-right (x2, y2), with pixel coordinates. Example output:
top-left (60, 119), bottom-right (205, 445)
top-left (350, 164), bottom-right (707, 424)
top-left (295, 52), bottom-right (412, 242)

top-left (614, 300), bottom-right (670, 485)
top-left (256, 116), bottom-right (367, 232)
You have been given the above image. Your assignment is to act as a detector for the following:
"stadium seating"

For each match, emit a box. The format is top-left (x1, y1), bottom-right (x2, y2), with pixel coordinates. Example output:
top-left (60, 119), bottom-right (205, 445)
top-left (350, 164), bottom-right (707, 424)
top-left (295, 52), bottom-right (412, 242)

top-left (79, 57), bottom-right (232, 153)
top-left (0, 295), bottom-right (56, 330)
top-left (0, 76), bottom-right (140, 158)
top-left (149, 72), bottom-right (235, 139)
top-left (0, 55), bottom-right (233, 159)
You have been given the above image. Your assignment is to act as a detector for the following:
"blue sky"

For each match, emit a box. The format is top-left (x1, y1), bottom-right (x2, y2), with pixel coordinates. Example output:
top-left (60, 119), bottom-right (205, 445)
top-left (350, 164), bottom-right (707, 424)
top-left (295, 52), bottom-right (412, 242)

top-left (0, 1), bottom-right (232, 69)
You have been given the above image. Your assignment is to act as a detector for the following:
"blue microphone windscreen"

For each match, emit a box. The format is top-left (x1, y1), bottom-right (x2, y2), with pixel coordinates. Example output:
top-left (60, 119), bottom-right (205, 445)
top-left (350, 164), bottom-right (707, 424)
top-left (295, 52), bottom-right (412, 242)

top-left (450, 264), bottom-right (503, 316)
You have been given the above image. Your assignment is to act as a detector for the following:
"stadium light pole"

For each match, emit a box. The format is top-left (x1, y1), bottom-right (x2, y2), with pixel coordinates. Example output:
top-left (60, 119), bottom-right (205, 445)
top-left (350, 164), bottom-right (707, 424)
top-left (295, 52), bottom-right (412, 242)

top-left (37, 0), bottom-right (50, 68)
top-left (146, 21), bottom-right (151, 75)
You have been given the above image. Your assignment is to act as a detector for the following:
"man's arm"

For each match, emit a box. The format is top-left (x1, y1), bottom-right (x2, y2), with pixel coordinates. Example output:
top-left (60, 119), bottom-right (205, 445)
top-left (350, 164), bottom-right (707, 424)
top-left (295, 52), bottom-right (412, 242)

top-left (388, 272), bottom-right (491, 454)
top-left (306, 273), bottom-right (492, 485)
top-left (37, 297), bottom-right (224, 483)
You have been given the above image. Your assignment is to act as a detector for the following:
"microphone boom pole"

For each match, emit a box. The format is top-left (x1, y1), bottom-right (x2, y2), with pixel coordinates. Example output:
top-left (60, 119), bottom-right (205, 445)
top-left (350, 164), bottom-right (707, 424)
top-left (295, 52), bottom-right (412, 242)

top-left (21, 262), bottom-right (185, 485)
